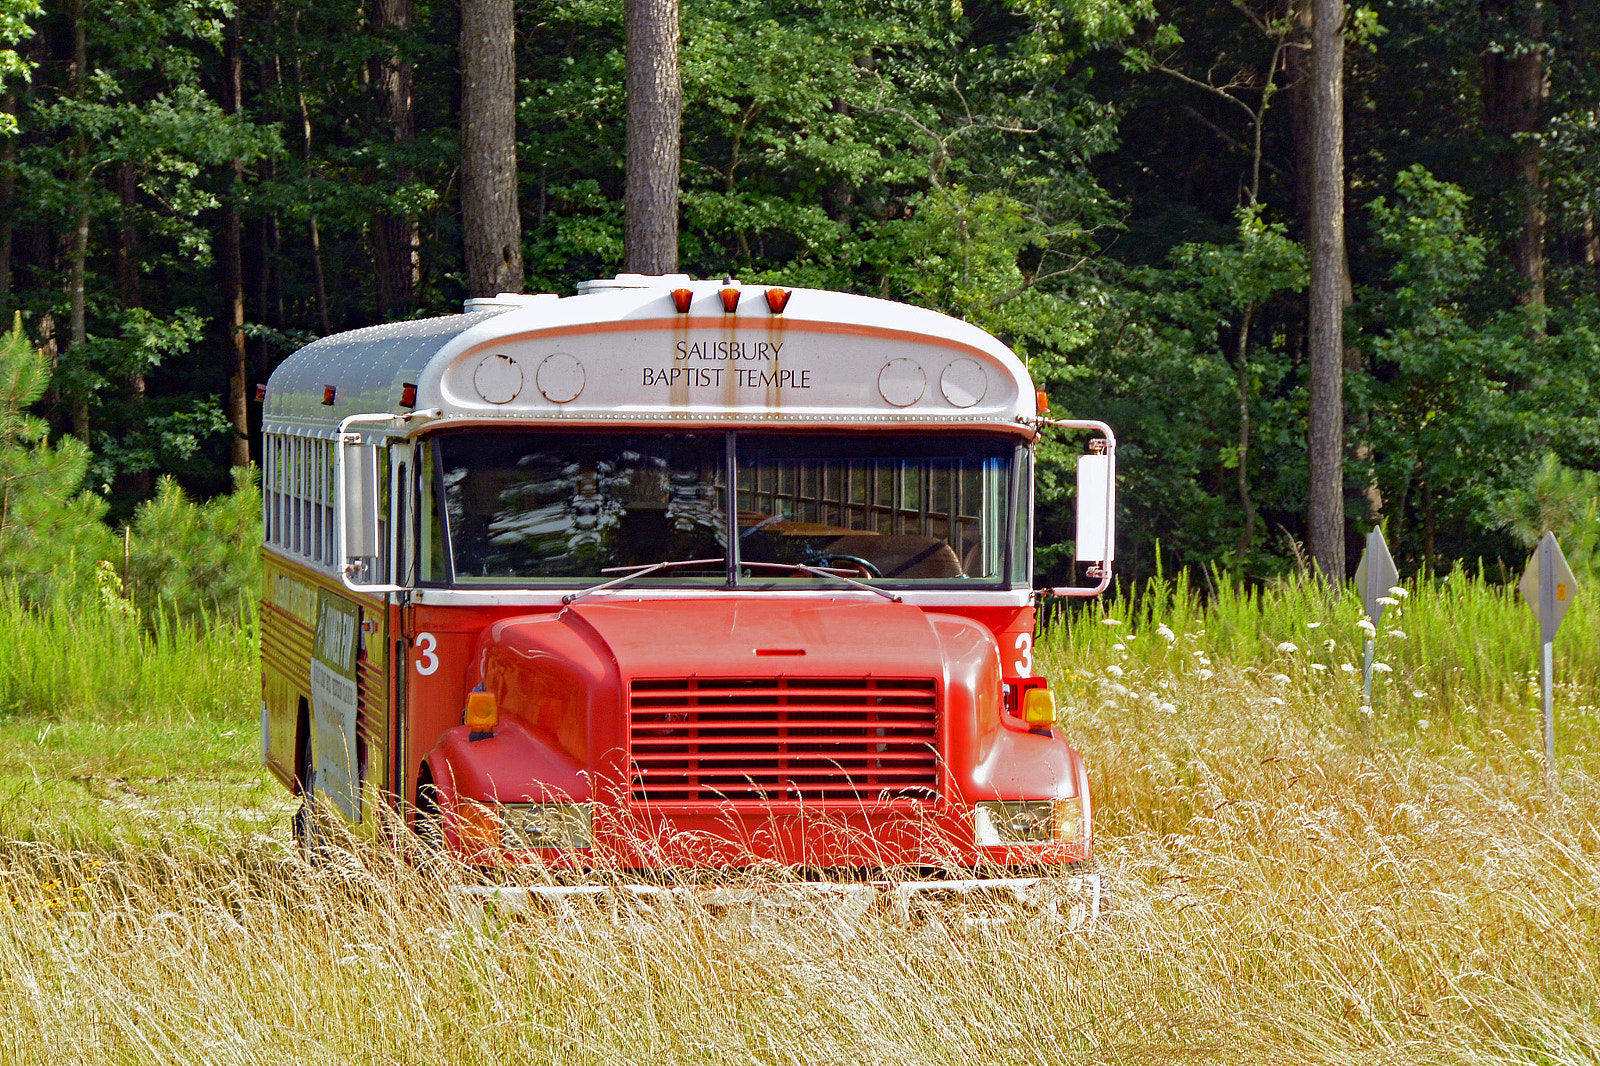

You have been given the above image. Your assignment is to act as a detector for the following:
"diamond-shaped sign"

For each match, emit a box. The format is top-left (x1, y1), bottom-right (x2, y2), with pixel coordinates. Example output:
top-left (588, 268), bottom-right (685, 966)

top-left (1354, 528), bottom-right (1400, 624)
top-left (1519, 531), bottom-right (1578, 644)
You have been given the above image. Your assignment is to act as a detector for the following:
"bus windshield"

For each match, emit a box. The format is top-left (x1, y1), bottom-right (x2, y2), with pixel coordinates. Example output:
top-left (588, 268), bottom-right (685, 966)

top-left (431, 431), bottom-right (1023, 588)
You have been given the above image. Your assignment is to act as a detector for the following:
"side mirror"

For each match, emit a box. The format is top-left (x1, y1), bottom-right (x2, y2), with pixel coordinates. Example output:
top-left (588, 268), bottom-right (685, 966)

top-left (336, 428), bottom-right (398, 593)
top-left (1075, 450), bottom-right (1116, 566)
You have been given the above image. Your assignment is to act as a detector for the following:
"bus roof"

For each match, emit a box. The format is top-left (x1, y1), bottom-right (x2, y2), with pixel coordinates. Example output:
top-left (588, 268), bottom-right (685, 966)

top-left (262, 276), bottom-right (1039, 438)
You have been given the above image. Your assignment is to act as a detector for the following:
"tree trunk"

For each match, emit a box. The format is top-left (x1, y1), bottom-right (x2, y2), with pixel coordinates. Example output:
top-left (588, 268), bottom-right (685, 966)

top-left (624, 0), bottom-right (681, 275)
top-left (1584, 208), bottom-right (1600, 297)
top-left (1306, 0), bottom-right (1346, 582)
top-left (460, 0), bottom-right (522, 296)
top-left (1480, 0), bottom-right (1546, 310)
top-left (1234, 306), bottom-right (1258, 573)
top-left (116, 161), bottom-right (150, 498)
top-left (371, 0), bottom-right (418, 317)
top-left (292, 47), bottom-right (333, 334)
top-left (0, 93), bottom-right (14, 308)
top-left (67, 0), bottom-right (90, 444)
top-left (220, 18), bottom-right (250, 469)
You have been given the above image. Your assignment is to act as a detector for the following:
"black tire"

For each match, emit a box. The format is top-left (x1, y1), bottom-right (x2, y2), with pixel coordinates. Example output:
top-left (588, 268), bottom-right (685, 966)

top-left (292, 743), bottom-right (329, 861)
top-left (415, 781), bottom-right (446, 855)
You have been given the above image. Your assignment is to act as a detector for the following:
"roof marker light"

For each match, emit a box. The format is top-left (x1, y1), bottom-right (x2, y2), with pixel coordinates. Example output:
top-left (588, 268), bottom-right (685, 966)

top-left (1036, 390), bottom-right (1050, 415)
top-left (400, 382), bottom-right (417, 408)
top-left (719, 287), bottom-right (741, 313)
top-left (765, 288), bottom-right (791, 314)
top-left (671, 288), bottom-right (693, 313)
top-left (254, 384), bottom-right (267, 403)
top-left (322, 385), bottom-right (336, 406)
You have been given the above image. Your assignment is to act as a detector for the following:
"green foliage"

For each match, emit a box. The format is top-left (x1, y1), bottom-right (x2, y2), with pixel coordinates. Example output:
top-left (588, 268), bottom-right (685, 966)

top-left (1493, 454), bottom-right (1600, 577)
top-left (0, 319), bottom-right (113, 599)
top-left (0, 0), bottom-right (39, 115)
top-left (1353, 167), bottom-right (1600, 564)
top-left (1056, 208), bottom-right (1305, 581)
top-left (124, 465), bottom-right (261, 628)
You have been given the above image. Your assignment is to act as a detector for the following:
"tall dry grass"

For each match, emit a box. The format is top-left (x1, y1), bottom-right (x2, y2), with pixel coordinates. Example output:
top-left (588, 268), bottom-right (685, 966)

top-left (1, 570), bottom-right (1597, 1063)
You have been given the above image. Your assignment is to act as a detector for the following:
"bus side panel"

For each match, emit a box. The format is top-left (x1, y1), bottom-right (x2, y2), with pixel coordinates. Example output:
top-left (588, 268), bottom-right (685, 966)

top-left (261, 553), bottom-right (318, 790)
top-left (261, 552), bottom-right (391, 812)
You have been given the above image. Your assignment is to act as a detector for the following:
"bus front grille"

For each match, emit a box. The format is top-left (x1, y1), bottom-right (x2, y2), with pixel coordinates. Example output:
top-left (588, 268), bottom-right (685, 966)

top-left (628, 676), bottom-right (940, 804)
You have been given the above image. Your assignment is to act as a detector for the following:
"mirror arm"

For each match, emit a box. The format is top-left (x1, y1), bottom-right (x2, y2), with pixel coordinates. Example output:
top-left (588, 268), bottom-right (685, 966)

top-left (1024, 416), bottom-right (1117, 601)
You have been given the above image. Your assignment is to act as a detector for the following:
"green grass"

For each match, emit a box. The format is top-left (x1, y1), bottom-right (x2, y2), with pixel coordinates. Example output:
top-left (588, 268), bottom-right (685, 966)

top-left (0, 582), bottom-right (284, 848)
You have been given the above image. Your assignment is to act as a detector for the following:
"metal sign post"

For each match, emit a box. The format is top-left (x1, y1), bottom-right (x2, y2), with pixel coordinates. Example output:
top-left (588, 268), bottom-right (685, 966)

top-left (1518, 531), bottom-right (1578, 775)
top-left (1353, 528), bottom-right (1399, 706)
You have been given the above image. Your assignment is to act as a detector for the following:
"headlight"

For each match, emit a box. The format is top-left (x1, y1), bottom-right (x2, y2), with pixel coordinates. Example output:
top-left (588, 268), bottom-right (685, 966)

top-left (499, 803), bottom-right (593, 850)
top-left (974, 799), bottom-right (1081, 845)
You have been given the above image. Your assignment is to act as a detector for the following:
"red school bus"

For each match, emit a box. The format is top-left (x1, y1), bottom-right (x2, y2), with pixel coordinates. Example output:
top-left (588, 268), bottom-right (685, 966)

top-left (259, 275), bottom-right (1116, 876)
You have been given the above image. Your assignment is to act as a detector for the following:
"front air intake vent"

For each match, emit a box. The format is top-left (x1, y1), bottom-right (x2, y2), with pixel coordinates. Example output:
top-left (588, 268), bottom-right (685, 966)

top-left (628, 676), bottom-right (939, 804)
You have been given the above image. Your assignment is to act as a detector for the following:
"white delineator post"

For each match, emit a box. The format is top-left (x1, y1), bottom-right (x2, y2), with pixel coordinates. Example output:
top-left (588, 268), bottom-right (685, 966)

top-left (1353, 527), bottom-right (1398, 706)
top-left (1519, 531), bottom-right (1577, 775)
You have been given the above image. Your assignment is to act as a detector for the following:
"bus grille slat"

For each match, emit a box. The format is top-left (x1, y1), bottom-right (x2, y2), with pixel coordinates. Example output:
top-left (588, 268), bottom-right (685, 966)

top-left (628, 677), bottom-right (939, 804)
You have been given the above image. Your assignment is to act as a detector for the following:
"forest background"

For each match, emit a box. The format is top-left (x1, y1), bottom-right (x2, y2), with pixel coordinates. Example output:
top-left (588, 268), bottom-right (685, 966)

top-left (1, 0), bottom-right (1598, 592)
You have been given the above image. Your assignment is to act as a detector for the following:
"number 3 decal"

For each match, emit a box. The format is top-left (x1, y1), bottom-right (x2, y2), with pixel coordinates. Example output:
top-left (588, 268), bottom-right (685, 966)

top-left (414, 632), bottom-right (439, 676)
top-left (1013, 632), bottom-right (1033, 676)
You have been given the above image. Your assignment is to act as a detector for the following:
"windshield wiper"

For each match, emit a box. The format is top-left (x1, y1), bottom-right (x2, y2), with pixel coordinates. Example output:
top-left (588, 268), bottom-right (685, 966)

top-left (738, 560), bottom-right (901, 602)
top-left (562, 558), bottom-right (726, 605)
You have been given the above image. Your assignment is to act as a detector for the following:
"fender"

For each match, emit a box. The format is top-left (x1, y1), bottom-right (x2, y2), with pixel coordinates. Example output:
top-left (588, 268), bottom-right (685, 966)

top-left (932, 612), bottom-right (1086, 804)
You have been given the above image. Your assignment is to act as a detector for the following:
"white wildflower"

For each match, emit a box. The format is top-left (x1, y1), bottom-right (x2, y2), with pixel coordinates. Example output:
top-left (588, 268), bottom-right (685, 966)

top-left (1356, 618), bottom-right (1377, 636)
top-left (1111, 643), bottom-right (1126, 653)
top-left (1388, 629), bottom-right (1407, 640)
top-left (1376, 596), bottom-right (1399, 607)
top-left (1100, 617), bottom-right (1123, 626)
top-left (1158, 702), bottom-right (1177, 715)
top-left (1389, 586), bottom-right (1409, 599)
top-left (1372, 662), bottom-right (1393, 674)
top-left (1105, 664), bottom-right (1124, 677)
top-left (1272, 673), bottom-right (1291, 685)
top-left (1156, 623), bottom-right (1176, 643)
top-left (1306, 621), bottom-right (1323, 629)
top-left (1196, 668), bottom-right (1214, 681)
top-left (1417, 719), bottom-right (1431, 731)
top-left (1276, 641), bottom-right (1299, 654)
top-left (1340, 663), bottom-right (1356, 674)
top-left (1267, 696), bottom-right (1285, 706)
top-left (1411, 691), bottom-right (1428, 699)
top-left (1311, 663), bottom-right (1328, 672)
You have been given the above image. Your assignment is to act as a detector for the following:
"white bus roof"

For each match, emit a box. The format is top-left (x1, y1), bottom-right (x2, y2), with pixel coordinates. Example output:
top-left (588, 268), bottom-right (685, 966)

top-left (262, 276), bottom-right (1039, 438)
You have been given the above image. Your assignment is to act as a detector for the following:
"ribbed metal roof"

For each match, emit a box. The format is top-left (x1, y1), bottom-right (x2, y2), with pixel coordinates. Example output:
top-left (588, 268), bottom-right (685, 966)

top-left (263, 310), bottom-right (511, 436)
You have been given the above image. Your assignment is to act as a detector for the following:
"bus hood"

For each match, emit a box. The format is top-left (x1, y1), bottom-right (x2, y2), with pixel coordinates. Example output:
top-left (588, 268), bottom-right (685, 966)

top-left (559, 597), bottom-right (948, 679)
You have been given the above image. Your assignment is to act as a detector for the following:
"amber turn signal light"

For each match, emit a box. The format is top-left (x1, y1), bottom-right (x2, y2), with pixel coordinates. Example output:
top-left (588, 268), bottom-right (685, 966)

top-left (321, 385), bottom-right (336, 406)
top-left (764, 288), bottom-right (791, 314)
top-left (400, 382), bottom-right (417, 408)
top-left (670, 288), bottom-right (693, 313)
top-left (1035, 389), bottom-right (1050, 415)
top-left (464, 689), bottom-right (499, 739)
top-left (1021, 687), bottom-right (1058, 728)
